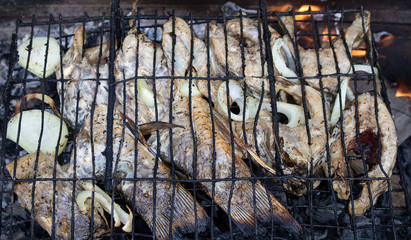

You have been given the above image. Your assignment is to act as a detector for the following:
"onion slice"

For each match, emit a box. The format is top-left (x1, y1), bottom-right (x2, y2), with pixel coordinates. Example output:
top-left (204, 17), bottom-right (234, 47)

top-left (7, 110), bottom-right (68, 156)
top-left (272, 38), bottom-right (299, 83)
top-left (77, 182), bottom-right (133, 232)
top-left (137, 80), bottom-right (155, 108)
top-left (217, 80), bottom-right (305, 127)
top-left (330, 78), bottom-right (349, 126)
top-left (217, 80), bottom-right (260, 121)
top-left (18, 37), bottom-right (61, 78)
top-left (276, 102), bottom-right (305, 128)
top-left (180, 79), bottom-right (203, 97)
top-left (352, 64), bottom-right (379, 76)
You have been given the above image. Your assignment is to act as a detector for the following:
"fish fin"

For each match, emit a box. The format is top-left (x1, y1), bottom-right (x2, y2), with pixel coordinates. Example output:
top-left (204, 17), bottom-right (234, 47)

top-left (254, 182), bottom-right (304, 239)
top-left (229, 201), bottom-right (260, 236)
top-left (171, 183), bottom-right (209, 237)
top-left (152, 183), bottom-right (209, 240)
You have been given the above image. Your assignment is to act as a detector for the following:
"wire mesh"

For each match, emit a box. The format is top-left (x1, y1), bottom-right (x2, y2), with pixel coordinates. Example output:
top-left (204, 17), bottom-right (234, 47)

top-left (0, 0), bottom-right (410, 239)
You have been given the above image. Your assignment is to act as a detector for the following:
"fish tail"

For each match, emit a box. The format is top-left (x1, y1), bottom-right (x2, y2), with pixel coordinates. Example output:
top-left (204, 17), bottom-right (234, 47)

top-left (171, 183), bottom-right (209, 237)
top-left (151, 183), bottom-right (209, 240)
top-left (254, 182), bottom-right (304, 239)
top-left (229, 201), bottom-right (259, 236)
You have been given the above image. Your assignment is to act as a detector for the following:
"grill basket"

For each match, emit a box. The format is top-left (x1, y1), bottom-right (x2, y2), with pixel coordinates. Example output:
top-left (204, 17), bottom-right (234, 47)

top-left (1, 0), bottom-right (410, 239)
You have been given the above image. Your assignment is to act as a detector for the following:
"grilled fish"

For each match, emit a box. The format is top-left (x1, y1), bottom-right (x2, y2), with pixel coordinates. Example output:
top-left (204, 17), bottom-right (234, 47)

top-left (6, 152), bottom-right (108, 239)
top-left (68, 104), bottom-right (209, 240)
top-left (162, 17), bottom-right (224, 113)
top-left (114, 28), bottom-right (171, 124)
top-left (56, 26), bottom-right (110, 129)
top-left (207, 17), bottom-right (279, 96)
top-left (150, 96), bottom-right (303, 237)
top-left (232, 78), bottom-right (330, 196)
top-left (326, 92), bottom-right (397, 216)
top-left (280, 11), bottom-right (371, 94)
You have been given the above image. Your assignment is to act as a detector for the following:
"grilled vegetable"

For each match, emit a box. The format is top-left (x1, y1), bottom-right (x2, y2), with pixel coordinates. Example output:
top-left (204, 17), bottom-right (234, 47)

top-left (76, 182), bottom-right (133, 232)
top-left (18, 37), bottom-right (61, 78)
top-left (7, 110), bottom-right (68, 156)
top-left (272, 38), bottom-right (298, 81)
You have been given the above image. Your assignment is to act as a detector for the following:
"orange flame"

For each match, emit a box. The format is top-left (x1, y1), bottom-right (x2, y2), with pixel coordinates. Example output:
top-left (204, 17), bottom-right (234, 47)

top-left (296, 5), bottom-right (324, 21)
top-left (396, 83), bottom-right (411, 99)
top-left (352, 49), bottom-right (367, 57)
top-left (322, 27), bottom-right (337, 42)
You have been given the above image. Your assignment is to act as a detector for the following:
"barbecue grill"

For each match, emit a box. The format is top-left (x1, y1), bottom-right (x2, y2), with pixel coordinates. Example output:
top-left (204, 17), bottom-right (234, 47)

top-left (1, 0), bottom-right (410, 239)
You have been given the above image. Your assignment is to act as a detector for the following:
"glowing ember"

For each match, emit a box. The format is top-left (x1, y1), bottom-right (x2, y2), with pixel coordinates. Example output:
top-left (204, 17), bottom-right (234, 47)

top-left (378, 35), bottom-right (395, 48)
top-left (268, 4), bottom-right (293, 12)
top-left (396, 82), bottom-right (411, 100)
top-left (352, 49), bottom-right (367, 57)
top-left (298, 36), bottom-right (315, 47)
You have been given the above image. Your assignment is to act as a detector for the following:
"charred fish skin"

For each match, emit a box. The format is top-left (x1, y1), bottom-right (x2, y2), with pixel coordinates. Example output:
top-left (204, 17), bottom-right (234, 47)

top-left (151, 96), bottom-right (303, 237)
top-left (70, 105), bottom-right (209, 240)
top-left (327, 92), bottom-right (397, 216)
top-left (207, 17), bottom-right (280, 96)
top-left (6, 152), bottom-right (108, 239)
top-left (56, 26), bottom-right (110, 129)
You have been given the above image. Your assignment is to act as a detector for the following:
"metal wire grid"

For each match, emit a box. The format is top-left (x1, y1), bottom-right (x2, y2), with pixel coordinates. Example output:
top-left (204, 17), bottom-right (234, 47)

top-left (0, 0), bottom-right (410, 239)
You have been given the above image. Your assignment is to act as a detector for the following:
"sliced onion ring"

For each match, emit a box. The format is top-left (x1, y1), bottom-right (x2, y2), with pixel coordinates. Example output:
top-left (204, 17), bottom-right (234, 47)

top-left (276, 102), bottom-right (305, 128)
top-left (272, 38), bottom-right (299, 83)
top-left (330, 78), bottom-right (349, 126)
top-left (217, 80), bottom-right (259, 121)
top-left (137, 80), bottom-right (155, 108)
top-left (217, 80), bottom-right (305, 127)
top-left (352, 64), bottom-right (379, 76)
top-left (77, 182), bottom-right (133, 232)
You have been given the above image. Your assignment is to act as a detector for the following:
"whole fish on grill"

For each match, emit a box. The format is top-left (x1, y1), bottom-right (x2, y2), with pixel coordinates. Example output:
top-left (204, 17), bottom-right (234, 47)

top-left (6, 152), bottom-right (108, 239)
top-left (325, 92), bottom-right (397, 216)
top-left (67, 104), bottom-right (209, 240)
top-left (114, 28), bottom-right (171, 124)
top-left (279, 11), bottom-right (371, 94)
top-left (56, 26), bottom-right (110, 129)
top-left (161, 17), bottom-right (223, 101)
top-left (149, 96), bottom-right (303, 237)
top-left (162, 17), bottom-right (224, 111)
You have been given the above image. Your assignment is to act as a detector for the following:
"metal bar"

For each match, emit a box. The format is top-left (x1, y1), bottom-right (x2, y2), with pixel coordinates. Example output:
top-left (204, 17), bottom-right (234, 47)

top-left (204, 10), bottom-right (218, 240)
top-left (130, 7), bottom-right (140, 239)
top-left (167, 10), bottom-right (178, 239)
top-left (104, 0), bottom-right (119, 191)
top-left (260, 1), bottom-right (286, 238)
top-left (187, 11), bottom-right (200, 240)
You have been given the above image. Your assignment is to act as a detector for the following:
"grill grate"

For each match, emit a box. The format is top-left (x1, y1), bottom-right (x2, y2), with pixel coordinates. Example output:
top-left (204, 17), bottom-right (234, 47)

top-left (1, 0), bottom-right (411, 239)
